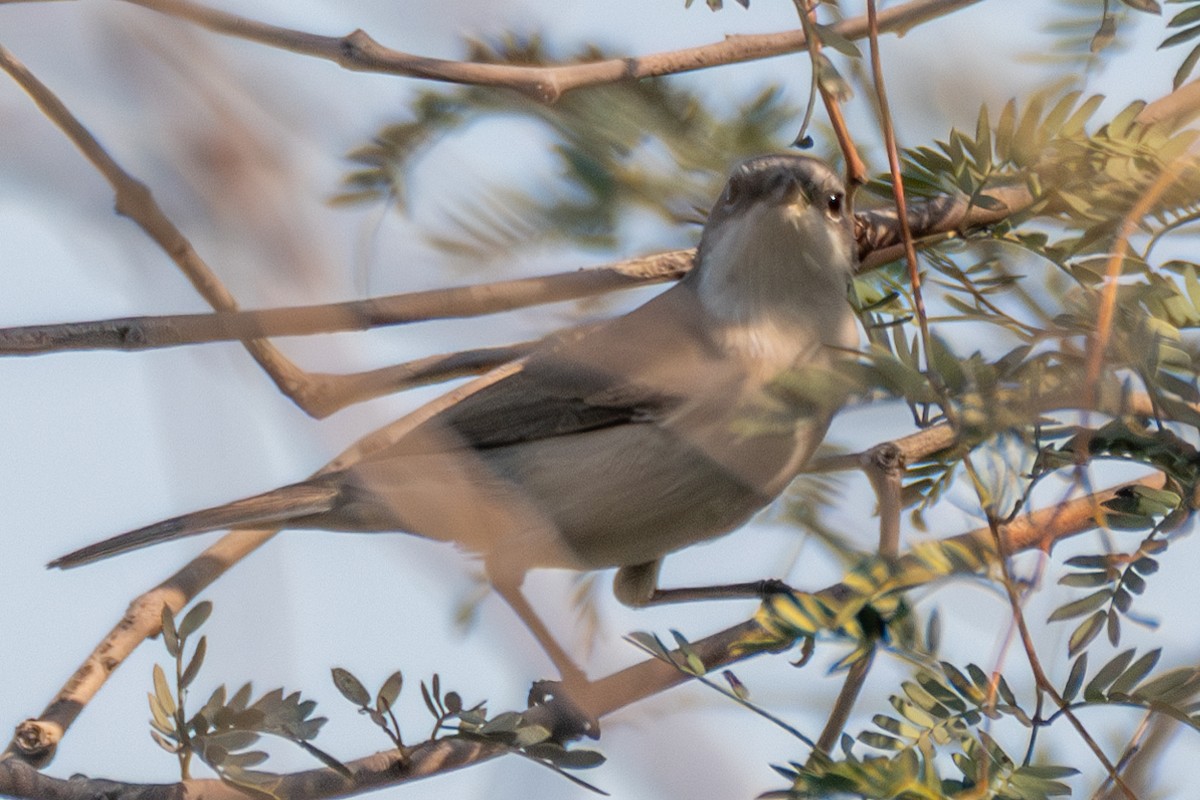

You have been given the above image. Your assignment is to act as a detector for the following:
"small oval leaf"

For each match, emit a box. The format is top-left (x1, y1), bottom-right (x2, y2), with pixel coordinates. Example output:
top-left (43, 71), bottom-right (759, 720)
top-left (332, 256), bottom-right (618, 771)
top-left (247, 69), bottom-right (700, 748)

top-left (331, 668), bottom-right (370, 707)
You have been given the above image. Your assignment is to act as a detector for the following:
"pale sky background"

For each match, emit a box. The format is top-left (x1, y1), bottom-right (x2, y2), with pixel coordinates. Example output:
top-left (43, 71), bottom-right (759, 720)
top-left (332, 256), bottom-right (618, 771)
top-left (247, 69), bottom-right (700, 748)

top-left (1, 1), bottom-right (1198, 798)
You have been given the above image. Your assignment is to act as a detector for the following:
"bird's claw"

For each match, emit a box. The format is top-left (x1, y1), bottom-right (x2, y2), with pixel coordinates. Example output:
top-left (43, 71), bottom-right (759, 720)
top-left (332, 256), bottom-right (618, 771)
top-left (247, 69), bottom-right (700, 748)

top-left (526, 679), bottom-right (601, 741)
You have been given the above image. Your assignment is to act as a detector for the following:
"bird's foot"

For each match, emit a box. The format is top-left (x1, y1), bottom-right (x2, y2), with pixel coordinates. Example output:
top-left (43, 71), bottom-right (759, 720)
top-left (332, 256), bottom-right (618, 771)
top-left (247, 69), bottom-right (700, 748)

top-left (525, 678), bottom-right (600, 741)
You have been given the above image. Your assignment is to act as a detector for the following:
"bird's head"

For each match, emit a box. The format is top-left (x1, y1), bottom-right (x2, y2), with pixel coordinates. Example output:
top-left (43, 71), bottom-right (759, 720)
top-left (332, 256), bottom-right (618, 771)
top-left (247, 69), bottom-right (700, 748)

top-left (690, 154), bottom-right (857, 324)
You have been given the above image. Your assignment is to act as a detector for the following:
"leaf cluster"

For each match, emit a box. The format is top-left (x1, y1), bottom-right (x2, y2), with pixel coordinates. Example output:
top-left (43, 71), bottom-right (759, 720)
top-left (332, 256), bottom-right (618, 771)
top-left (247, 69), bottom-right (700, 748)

top-left (329, 666), bottom-right (606, 789)
top-left (149, 603), bottom-right (340, 794)
top-left (769, 662), bottom-right (1072, 800)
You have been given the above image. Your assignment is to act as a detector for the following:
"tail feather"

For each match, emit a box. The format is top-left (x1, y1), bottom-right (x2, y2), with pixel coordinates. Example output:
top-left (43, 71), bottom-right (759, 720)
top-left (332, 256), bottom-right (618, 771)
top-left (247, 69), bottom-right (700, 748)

top-left (48, 481), bottom-right (341, 569)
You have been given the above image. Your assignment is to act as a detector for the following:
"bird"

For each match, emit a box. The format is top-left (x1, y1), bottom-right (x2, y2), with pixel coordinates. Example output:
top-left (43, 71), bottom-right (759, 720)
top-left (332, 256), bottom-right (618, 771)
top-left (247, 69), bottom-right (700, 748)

top-left (50, 154), bottom-right (860, 684)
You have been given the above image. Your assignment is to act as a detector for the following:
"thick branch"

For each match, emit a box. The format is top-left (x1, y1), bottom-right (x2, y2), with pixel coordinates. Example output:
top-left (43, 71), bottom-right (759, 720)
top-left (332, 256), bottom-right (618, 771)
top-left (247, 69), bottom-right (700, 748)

top-left (0, 736), bottom-right (509, 800)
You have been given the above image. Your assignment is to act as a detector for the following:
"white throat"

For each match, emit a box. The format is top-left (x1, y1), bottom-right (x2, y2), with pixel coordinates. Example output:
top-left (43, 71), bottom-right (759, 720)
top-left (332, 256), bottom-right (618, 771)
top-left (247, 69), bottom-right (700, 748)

top-left (693, 203), bottom-right (856, 373)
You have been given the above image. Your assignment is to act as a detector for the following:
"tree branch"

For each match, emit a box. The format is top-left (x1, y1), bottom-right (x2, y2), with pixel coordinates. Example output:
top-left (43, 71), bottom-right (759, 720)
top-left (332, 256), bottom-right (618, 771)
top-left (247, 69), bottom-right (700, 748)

top-left (0, 43), bottom-right (327, 411)
top-left (0, 250), bottom-right (691, 355)
top-left (117, 0), bottom-right (983, 102)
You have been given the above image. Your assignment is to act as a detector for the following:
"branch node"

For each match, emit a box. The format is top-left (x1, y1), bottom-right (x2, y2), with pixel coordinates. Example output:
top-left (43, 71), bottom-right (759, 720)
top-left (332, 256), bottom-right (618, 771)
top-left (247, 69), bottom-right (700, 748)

top-left (10, 719), bottom-right (60, 768)
top-left (340, 28), bottom-right (376, 67)
top-left (859, 441), bottom-right (905, 477)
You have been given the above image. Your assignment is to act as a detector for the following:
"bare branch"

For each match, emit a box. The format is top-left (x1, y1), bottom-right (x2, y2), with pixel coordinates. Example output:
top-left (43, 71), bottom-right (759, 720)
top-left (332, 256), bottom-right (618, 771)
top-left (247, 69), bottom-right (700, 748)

top-left (0, 251), bottom-right (691, 356)
top-left (120, 0), bottom-right (983, 101)
top-left (0, 43), bottom-right (324, 410)
top-left (0, 736), bottom-right (509, 800)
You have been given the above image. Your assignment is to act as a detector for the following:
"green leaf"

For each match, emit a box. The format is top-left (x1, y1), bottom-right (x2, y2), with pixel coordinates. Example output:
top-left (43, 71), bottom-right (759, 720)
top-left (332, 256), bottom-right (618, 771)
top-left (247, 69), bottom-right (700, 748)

top-left (1063, 653), bottom-right (1088, 703)
top-left (229, 683), bottom-right (253, 711)
top-left (1085, 649), bottom-right (1136, 700)
top-left (178, 601), bottom-right (213, 641)
top-left (161, 606), bottom-right (180, 659)
top-left (1108, 100), bottom-right (1148, 138)
top-left (1123, 570), bottom-right (1147, 595)
top-left (153, 664), bottom-right (177, 717)
top-left (377, 671), bottom-right (403, 713)
top-left (1043, 91), bottom-right (1083, 138)
top-left (1108, 649), bottom-right (1161, 696)
top-left (972, 193), bottom-right (1008, 211)
top-left (549, 748), bottom-right (606, 769)
top-left (1132, 556), bottom-right (1159, 575)
top-left (480, 711), bottom-right (522, 735)
top-left (150, 729), bottom-right (180, 754)
top-left (1068, 611), bottom-right (1106, 656)
top-left (1059, 571), bottom-right (1112, 588)
top-left (1173, 43), bottom-right (1200, 87)
top-left (202, 729), bottom-right (260, 751)
top-left (181, 636), bottom-right (207, 690)
top-left (1132, 666), bottom-right (1200, 700)
top-left (1107, 608), bottom-right (1122, 645)
top-left (223, 750), bottom-right (269, 769)
top-left (148, 691), bottom-right (175, 735)
top-left (859, 731), bottom-right (904, 750)
top-left (1049, 590), bottom-right (1110, 622)
top-left (1064, 555), bottom-right (1112, 569)
top-left (815, 55), bottom-right (853, 103)
top-left (942, 662), bottom-right (984, 704)
top-left (995, 99), bottom-right (1017, 160)
top-left (1112, 588), bottom-right (1132, 613)
top-left (1164, 23), bottom-right (1200, 49)
top-left (1061, 94), bottom-right (1105, 137)
top-left (971, 103), bottom-right (992, 165)
top-left (1169, 4), bottom-right (1200, 27)
top-left (1121, 0), bottom-right (1161, 14)
top-left (420, 680), bottom-right (439, 717)
top-left (331, 668), bottom-right (370, 707)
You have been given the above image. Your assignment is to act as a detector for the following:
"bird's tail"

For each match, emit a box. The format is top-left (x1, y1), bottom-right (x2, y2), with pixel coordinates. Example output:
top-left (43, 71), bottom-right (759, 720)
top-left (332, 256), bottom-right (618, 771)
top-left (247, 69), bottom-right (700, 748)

top-left (48, 480), bottom-right (342, 569)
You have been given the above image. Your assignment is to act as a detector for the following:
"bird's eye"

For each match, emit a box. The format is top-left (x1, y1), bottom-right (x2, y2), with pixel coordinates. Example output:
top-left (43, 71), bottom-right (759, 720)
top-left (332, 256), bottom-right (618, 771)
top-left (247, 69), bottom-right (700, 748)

top-left (826, 192), bottom-right (844, 220)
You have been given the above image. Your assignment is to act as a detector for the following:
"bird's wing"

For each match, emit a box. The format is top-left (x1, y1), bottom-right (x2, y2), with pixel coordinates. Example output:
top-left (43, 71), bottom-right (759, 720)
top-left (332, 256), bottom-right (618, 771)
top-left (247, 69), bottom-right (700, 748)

top-left (395, 284), bottom-right (724, 454)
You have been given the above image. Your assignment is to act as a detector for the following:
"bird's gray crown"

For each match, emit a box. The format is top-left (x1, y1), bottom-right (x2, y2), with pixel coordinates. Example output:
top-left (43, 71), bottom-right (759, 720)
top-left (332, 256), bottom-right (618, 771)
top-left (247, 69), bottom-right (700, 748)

top-left (706, 154), bottom-right (846, 229)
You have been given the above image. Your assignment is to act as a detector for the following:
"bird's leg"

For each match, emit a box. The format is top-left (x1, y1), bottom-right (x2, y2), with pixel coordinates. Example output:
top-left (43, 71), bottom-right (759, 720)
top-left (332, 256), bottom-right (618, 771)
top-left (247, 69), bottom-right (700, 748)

top-left (488, 568), bottom-right (590, 692)
top-left (613, 560), bottom-right (794, 608)
top-left (489, 572), bottom-right (601, 739)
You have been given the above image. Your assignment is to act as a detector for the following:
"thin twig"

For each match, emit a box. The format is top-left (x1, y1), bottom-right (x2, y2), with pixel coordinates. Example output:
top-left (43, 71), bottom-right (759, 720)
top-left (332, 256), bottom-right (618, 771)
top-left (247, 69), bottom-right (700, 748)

top-left (795, 0), bottom-right (868, 187)
top-left (984, 511), bottom-right (1137, 800)
top-left (866, 0), bottom-right (935, 425)
top-left (859, 442), bottom-right (905, 558)
top-left (815, 647), bottom-right (876, 753)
